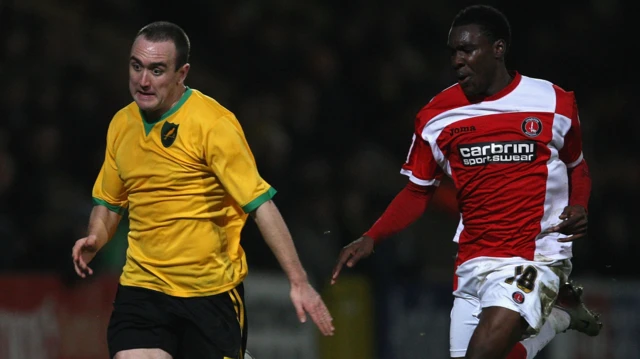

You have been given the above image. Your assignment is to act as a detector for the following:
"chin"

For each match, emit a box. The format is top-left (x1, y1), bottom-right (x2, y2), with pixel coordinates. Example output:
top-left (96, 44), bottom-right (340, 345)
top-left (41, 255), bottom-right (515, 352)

top-left (461, 85), bottom-right (477, 98)
top-left (134, 98), bottom-right (157, 111)
top-left (135, 101), bottom-right (149, 111)
top-left (461, 82), bottom-right (486, 99)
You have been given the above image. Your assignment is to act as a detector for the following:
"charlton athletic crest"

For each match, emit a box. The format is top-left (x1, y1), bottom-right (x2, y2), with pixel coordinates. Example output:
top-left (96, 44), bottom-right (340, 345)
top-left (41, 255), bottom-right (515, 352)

top-left (161, 121), bottom-right (179, 148)
top-left (512, 291), bottom-right (525, 304)
top-left (521, 117), bottom-right (542, 137)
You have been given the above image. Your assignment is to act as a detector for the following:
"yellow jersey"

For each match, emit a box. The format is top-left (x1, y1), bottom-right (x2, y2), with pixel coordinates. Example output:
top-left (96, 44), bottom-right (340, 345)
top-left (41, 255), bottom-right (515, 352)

top-left (92, 87), bottom-right (276, 297)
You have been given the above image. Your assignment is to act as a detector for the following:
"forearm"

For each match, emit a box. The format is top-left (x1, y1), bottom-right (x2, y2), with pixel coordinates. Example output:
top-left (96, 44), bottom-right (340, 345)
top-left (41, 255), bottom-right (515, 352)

top-left (252, 200), bottom-right (308, 284)
top-left (365, 181), bottom-right (435, 243)
top-left (567, 159), bottom-right (591, 210)
top-left (87, 205), bottom-right (122, 250)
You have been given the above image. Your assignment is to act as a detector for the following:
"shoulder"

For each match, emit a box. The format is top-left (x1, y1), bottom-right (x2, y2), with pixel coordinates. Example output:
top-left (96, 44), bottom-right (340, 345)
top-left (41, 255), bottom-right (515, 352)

top-left (551, 82), bottom-right (577, 118)
top-left (519, 75), bottom-right (577, 117)
top-left (415, 83), bottom-right (469, 131)
top-left (518, 75), bottom-right (557, 93)
top-left (185, 89), bottom-right (247, 138)
top-left (186, 89), bottom-right (240, 129)
top-left (107, 102), bottom-right (139, 134)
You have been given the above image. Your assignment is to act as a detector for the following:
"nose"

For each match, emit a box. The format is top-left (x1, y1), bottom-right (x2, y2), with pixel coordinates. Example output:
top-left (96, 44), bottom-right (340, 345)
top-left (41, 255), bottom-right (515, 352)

top-left (139, 70), bottom-right (151, 88)
top-left (451, 51), bottom-right (465, 70)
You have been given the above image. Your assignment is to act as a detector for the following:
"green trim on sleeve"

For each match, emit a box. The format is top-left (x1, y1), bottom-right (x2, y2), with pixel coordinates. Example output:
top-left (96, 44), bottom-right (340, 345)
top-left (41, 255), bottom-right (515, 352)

top-left (92, 197), bottom-right (127, 215)
top-left (241, 187), bottom-right (277, 213)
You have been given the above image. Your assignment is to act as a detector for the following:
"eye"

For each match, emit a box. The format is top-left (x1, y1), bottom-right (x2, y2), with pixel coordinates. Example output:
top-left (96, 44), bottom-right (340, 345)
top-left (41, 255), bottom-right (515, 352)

top-left (152, 68), bottom-right (164, 76)
top-left (463, 46), bottom-right (475, 54)
top-left (131, 63), bottom-right (142, 71)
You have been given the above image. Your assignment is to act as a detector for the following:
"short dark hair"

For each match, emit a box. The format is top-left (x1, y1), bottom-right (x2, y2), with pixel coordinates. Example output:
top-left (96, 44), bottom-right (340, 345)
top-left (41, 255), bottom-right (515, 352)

top-left (451, 5), bottom-right (511, 51)
top-left (136, 21), bottom-right (190, 70)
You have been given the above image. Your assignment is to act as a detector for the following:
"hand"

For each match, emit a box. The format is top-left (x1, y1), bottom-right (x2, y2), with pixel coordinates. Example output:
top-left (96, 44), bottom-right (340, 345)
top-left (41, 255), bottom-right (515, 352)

top-left (331, 236), bottom-right (374, 285)
top-left (543, 205), bottom-right (588, 242)
top-left (290, 282), bottom-right (335, 336)
top-left (71, 234), bottom-right (99, 278)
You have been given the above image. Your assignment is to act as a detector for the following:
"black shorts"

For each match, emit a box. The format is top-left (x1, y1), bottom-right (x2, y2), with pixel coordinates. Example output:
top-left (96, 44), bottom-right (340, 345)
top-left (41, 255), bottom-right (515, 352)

top-left (107, 284), bottom-right (247, 359)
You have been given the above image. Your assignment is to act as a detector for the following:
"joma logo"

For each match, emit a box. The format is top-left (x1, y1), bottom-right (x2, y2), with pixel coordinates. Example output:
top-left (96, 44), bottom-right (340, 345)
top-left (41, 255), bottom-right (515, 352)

top-left (449, 126), bottom-right (476, 136)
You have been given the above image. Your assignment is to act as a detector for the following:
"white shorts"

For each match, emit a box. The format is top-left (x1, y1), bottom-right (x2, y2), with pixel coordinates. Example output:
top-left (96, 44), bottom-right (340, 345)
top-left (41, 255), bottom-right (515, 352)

top-left (449, 256), bottom-right (572, 358)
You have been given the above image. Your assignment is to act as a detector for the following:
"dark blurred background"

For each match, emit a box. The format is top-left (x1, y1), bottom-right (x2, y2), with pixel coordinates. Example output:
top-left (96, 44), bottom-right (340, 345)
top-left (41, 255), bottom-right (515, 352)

top-left (0, 0), bottom-right (637, 358)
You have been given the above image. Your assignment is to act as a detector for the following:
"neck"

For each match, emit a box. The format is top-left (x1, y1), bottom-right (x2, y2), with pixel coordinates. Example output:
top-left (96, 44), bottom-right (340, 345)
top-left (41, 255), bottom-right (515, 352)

top-left (144, 86), bottom-right (186, 122)
top-left (484, 66), bottom-right (512, 97)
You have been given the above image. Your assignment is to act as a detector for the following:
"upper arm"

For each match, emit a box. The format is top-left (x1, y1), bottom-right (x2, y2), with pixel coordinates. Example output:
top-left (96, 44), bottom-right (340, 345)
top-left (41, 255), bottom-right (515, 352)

top-left (204, 115), bottom-right (276, 213)
top-left (400, 120), bottom-right (444, 186)
top-left (250, 199), bottom-right (275, 220)
top-left (92, 118), bottom-right (128, 214)
top-left (556, 90), bottom-right (584, 168)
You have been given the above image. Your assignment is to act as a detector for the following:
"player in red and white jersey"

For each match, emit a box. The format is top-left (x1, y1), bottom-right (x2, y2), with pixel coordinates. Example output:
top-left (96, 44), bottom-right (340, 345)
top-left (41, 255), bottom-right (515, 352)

top-left (332, 5), bottom-right (601, 359)
top-left (409, 71), bottom-right (582, 265)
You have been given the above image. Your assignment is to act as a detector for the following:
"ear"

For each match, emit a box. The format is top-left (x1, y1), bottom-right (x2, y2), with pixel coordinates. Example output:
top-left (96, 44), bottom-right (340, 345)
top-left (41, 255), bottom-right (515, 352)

top-left (178, 63), bottom-right (190, 85)
top-left (494, 39), bottom-right (507, 59)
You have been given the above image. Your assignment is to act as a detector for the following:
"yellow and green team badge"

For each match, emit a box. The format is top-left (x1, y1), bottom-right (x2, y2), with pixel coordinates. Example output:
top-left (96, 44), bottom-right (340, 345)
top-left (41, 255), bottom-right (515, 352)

top-left (161, 122), bottom-right (179, 147)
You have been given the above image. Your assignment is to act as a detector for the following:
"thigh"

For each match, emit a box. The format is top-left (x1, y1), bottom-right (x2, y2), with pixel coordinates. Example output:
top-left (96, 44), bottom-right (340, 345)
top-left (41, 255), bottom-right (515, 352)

top-left (465, 306), bottom-right (527, 359)
top-left (478, 259), bottom-right (566, 334)
top-left (108, 285), bottom-right (179, 359)
top-left (178, 283), bottom-right (247, 359)
top-left (450, 296), bottom-right (481, 358)
top-left (114, 348), bottom-right (173, 359)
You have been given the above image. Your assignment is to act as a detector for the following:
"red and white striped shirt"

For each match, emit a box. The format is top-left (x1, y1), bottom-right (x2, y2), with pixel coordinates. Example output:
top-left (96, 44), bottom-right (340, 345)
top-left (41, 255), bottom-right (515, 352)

top-left (402, 72), bottom-right (584, 265)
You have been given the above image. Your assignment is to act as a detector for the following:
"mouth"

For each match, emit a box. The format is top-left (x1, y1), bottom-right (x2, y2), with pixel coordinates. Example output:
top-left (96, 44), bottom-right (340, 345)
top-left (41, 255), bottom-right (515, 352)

top-left (457, 74), bottom-right (471, 85)
top-left (137, 91), bottom-right (155, 98)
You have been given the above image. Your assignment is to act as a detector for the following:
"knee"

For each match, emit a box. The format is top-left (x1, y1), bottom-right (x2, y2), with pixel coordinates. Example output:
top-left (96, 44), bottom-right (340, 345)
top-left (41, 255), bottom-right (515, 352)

top-left (113, 349), bottom-right (172, 359)
top-left (465, 342), bottom-right (499, 359)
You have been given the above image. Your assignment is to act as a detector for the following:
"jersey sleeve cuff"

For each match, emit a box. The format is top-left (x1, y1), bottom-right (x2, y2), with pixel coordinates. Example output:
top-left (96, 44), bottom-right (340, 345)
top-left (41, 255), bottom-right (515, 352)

top-left (400, 169), bottom-right (441, 186)
top-left (92, 197), bottom-right (127, 215)
top-left (241, 187), bottom-right (277, 213)
top-left (565, 153), bottom-right (584, 169)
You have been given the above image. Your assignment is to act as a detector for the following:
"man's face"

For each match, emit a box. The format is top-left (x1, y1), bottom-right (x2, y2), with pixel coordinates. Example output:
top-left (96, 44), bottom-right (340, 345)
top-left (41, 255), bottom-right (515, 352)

top-left (448, 24), bottom-right (499, 98)
top-left (128, 37), bottom-right (189, 116)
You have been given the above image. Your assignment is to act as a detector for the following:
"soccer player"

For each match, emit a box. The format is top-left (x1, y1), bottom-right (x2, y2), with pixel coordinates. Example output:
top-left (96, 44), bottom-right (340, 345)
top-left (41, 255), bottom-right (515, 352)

top-left (331, 5), bottom-right (601, 359)
top-left (71, 21), bottom-right (334, 359)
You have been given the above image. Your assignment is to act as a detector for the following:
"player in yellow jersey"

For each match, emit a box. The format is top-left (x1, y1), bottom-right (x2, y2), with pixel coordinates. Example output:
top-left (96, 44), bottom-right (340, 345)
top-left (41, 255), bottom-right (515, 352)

top-left (70, 21), bottom-right (334, 359)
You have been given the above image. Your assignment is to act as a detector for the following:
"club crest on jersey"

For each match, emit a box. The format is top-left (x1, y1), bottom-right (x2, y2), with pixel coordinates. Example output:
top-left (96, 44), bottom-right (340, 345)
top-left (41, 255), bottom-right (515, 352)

top-left (512, 291), bottom-right (525, 304)
top-left (161, 122), bottom-right (179, 148)
top-left (521, 117), bottom-right (542, 137)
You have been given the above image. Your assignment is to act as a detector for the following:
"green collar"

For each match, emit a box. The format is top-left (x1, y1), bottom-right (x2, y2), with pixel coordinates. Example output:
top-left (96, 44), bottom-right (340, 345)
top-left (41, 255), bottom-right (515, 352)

top-left (140, 87), bottom-right (193, 136)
